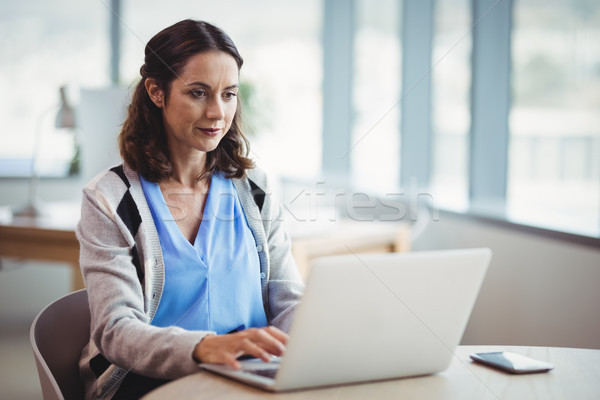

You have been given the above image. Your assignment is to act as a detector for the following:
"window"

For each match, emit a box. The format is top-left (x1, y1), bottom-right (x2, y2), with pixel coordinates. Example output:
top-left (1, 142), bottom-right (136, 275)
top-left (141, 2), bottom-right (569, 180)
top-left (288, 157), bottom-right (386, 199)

top-left (508, 0), bottom-right (600, 236)
top-left (0, 0), bottom-right (109, 177)
top-left (429, 0), bottom-right (472, 209)
top-left (120, 0), bottom-right (323, 180)
top-left (351, 0), bottom-right (402, 193)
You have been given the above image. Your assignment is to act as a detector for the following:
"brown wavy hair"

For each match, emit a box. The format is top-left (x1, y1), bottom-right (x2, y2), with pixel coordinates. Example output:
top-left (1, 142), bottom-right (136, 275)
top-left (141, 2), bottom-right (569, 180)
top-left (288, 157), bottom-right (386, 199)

top-left (118, 19), bottom-right (253, 182)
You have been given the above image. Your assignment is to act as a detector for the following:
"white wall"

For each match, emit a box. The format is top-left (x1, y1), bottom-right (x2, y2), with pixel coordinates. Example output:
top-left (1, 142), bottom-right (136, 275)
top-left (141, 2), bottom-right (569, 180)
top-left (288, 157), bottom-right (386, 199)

top-left (0, 261), bottom-right (71, 324)
top-left (413, 211), bottom-right (600, 349)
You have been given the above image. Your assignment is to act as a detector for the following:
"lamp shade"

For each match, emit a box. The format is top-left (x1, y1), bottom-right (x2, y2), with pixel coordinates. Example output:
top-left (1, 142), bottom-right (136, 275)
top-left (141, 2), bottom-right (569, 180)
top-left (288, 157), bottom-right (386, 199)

top-left (55, 86), bottom-right (76, 129)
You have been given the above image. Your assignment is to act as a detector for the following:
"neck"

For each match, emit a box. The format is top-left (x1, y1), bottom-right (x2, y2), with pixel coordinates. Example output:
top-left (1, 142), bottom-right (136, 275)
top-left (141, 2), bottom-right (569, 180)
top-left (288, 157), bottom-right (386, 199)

top-left (167, 152), bottom-right (209, 189)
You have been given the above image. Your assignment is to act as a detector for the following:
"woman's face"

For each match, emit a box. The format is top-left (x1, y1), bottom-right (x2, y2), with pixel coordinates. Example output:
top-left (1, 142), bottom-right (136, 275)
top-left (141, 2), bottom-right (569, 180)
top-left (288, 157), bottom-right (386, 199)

top-left (148, 50), bottom-right (239, 159)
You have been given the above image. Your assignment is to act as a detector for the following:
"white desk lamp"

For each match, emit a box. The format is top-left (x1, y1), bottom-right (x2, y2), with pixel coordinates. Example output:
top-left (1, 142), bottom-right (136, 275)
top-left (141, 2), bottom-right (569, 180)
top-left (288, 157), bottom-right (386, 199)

top-left (13, 86), bottom-right (77, 217)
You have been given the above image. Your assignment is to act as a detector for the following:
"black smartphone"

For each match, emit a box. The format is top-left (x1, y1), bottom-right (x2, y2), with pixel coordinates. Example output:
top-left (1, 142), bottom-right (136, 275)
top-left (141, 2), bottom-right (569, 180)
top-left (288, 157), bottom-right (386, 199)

top-left (470, 351), bottom-right (554, 374)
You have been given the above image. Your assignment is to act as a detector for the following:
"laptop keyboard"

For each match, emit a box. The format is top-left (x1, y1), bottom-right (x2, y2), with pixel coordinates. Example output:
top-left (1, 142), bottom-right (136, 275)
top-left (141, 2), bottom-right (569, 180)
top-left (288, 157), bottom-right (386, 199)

top-left (247, 368), bottom-right (278, 379)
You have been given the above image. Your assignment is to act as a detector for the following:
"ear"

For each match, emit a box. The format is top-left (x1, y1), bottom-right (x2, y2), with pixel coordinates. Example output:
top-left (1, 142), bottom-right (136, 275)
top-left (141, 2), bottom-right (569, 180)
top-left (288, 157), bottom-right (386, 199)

top-left (145, 78), bottom-right (165, 108)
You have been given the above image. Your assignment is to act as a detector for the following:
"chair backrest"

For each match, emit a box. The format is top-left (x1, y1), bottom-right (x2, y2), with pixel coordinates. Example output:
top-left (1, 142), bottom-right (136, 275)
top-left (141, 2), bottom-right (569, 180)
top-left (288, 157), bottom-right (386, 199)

top-left (30, 289), bottom-right (90, 400)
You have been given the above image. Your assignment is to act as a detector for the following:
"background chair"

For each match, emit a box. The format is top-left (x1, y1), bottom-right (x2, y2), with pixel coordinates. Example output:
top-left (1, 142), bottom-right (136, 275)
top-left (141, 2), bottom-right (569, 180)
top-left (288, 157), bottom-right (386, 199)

top-left (30, 289), bottom-right (90, 400)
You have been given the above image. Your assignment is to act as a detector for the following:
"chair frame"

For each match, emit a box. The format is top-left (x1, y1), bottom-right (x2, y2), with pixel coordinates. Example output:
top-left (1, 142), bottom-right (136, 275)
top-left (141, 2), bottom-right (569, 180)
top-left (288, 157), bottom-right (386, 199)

top-left (30, 289), bottom-right (90, 400)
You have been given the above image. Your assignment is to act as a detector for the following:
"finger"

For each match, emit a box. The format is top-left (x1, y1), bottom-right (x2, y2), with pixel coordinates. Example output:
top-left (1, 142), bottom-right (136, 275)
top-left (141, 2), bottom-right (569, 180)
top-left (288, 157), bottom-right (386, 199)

top-left (247, 329), bottom-right (287, 357)
top-left (265, 326), bottom-right (289, 345)
top-left (222, 352), bottom-right (242, 370)
top-left (195, 335), bottom-right (255, 367)
top-left (240, 337), bottom-right (272, 362)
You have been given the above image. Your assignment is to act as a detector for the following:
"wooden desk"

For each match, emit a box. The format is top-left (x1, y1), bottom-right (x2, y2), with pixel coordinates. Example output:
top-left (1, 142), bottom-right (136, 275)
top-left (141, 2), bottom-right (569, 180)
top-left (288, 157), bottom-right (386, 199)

top-left (0, 202), bottom-right (83, 291)
top-left (143, 346), bottom-right (600, 400)
top-left (288, 220), bottom-right (410, 281)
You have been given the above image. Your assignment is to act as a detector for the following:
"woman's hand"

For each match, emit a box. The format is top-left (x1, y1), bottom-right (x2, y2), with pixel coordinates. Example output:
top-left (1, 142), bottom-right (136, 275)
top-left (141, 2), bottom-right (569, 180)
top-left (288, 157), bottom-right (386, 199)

top-left (193, 326), bottom-right (289, 370)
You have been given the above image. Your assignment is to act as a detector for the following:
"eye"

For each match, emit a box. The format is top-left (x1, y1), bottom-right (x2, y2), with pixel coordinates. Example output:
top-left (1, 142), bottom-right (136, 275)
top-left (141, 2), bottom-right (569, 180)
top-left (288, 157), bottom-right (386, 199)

top-left (190, 89), bottom-right (207, 98)
top-left (223, 91), bottom-right (238, 101)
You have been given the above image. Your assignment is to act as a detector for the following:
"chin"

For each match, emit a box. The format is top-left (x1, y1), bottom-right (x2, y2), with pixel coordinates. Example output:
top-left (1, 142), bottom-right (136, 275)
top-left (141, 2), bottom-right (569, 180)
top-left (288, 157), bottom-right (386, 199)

top-left (200, 141), bottom-right (222, 153)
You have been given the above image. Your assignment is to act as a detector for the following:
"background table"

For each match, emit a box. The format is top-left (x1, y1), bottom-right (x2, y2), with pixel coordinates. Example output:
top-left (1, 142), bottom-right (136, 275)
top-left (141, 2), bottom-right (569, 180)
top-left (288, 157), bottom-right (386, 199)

top-left (288, 220), bottom-right (410, 280)
top-left (0, 202), bottom-right (83, 291)
top-left (143, 346), bottom-right (600, 400)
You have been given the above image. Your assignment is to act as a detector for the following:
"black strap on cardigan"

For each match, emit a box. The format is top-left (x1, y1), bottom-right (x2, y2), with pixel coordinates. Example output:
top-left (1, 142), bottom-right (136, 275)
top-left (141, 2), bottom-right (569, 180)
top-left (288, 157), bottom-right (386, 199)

top-left (110, 165), bottom-right (144, 283)
top-left (248, 178), bottom-right (265, 213)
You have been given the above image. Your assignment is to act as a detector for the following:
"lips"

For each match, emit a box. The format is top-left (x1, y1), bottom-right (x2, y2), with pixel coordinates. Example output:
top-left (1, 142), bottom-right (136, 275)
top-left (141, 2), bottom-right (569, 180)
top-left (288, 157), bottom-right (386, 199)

top-left (197, 127), bottom-right (221, 137)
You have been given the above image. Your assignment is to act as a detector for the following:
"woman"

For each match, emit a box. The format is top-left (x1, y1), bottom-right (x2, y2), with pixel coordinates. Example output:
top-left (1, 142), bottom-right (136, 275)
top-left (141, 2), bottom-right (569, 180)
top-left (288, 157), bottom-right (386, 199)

top-left (76, 19), bottom-right (304, 399)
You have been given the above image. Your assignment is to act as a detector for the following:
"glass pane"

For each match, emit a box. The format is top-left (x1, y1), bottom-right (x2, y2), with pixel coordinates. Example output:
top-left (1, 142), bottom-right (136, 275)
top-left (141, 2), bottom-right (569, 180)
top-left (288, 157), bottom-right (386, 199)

top-left (509, 0), bottom-right (600, 236)
top-left (430, 0), bottom-right (472, 210)
top-left (121, 0), bottom-right (323, 180)
top-left (351, 0), bottom-right (401, 193)
top-left (0, 0), bottom-right (109, 177)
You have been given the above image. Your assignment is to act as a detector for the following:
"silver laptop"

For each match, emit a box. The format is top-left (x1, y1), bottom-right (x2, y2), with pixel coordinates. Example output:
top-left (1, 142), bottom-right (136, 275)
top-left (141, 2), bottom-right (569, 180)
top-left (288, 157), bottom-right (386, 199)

top-left (200, 247), bottom-right (492, 392)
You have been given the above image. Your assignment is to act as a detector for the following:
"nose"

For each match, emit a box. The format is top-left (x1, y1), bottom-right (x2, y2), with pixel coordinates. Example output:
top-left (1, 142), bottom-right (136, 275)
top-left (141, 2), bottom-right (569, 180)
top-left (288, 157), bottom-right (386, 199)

top-left (206, 97), bottom-right (225, 120)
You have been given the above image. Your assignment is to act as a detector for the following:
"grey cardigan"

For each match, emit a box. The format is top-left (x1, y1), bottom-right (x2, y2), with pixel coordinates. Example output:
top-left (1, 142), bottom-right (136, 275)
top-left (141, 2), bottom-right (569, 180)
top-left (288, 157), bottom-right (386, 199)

top-left (76, 164), bottom-right (304, 399)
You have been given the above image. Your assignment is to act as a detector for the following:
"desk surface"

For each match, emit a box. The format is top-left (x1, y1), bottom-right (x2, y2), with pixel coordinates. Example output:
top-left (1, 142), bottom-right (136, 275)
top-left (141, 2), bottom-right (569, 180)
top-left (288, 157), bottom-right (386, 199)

top-left (143, 345), bottom-right (600, 400)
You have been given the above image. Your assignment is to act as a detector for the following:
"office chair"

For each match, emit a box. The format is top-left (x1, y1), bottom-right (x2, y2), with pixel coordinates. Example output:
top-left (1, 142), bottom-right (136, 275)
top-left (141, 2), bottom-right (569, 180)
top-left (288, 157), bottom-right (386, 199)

top-left (30, 289), bottom-right (90, 400)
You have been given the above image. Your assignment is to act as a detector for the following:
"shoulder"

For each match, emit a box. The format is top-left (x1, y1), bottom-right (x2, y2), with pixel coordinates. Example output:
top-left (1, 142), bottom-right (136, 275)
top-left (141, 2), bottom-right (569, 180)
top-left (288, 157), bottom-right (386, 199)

top-left (84, 163), bottom-right (140, 189)
top-left (83, 164), bottom-right (124, 196)
top-left (244, 166), bottom-right (269, 192)
top-left (81, 163), bottom-right (143, 208)
top-left (232, 166), bottom-right (273, 215)
top-left (80, 163), bottom-right (146, 240)
top-left (233, 166), bottom-right (271, 200)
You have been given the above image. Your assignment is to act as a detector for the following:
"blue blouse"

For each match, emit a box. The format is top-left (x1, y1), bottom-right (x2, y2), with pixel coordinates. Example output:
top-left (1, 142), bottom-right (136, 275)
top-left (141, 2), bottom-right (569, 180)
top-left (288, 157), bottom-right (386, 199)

top-left (140, 172), bottom-right (267, 334)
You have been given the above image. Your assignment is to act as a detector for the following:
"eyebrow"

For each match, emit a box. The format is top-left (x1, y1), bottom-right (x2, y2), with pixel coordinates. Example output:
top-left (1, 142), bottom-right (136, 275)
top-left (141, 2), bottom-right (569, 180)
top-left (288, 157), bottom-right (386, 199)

top-left (187, 81), bottom-right (239, 90)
